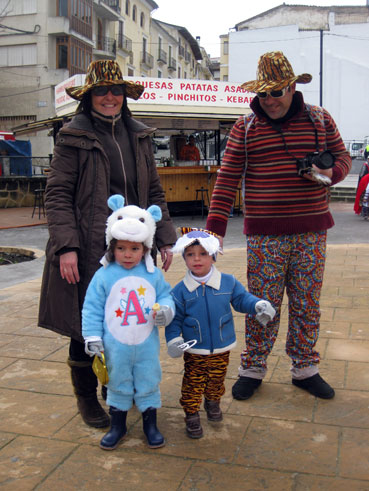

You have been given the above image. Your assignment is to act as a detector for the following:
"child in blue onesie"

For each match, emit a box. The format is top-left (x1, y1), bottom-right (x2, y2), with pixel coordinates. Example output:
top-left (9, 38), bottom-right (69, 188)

top-left (82, 195), bottom-right (175, 450)
top-left (165, 228), bottom-right (275, 439)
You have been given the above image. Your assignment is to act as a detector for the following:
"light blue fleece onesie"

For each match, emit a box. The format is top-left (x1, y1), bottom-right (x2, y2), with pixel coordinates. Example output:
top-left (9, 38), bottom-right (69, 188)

top-left (82, 260), bottom-right (174, 412)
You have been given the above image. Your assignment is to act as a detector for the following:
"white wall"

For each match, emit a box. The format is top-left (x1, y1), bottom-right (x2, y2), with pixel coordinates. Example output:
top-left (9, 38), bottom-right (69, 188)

top-left (229, 21), bottom-right (369, 141)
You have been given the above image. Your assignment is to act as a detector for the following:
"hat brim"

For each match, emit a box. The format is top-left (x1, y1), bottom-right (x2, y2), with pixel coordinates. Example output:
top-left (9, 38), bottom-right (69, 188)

top-left (65, 80), bottom-right (144, 101)
top-left (241, 73), bottom-right (312, 93)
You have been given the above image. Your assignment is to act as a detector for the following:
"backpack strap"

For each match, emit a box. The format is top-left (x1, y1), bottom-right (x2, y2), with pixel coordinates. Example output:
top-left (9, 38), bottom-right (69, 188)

top-left (305, 103), bottom-right (327, 150)
top-left (240, 113), bottom-right (256, 214)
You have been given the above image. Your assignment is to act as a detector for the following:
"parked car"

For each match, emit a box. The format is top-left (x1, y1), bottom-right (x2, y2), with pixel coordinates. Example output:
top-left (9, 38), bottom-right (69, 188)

top-left (153, 135), bottom-right (170, 149)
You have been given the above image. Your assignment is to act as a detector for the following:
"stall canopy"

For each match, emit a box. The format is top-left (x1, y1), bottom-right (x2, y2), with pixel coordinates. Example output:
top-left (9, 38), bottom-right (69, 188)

top-left (11, 76), bottom-right (253, 157)
top-left (0, 138), bottom-right (32, 176)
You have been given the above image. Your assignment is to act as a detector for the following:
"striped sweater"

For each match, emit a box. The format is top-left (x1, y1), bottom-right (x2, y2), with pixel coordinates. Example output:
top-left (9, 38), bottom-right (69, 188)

top-left (206, 92), bottom-right (351, 237)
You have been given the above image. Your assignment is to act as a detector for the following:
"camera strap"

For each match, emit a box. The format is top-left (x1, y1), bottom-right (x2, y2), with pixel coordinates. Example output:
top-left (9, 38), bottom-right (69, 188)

top-left (270, 120), bottom-right (320, 161)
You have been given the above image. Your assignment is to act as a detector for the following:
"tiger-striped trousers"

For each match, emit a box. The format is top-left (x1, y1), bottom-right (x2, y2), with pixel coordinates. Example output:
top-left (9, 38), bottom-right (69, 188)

top-left (180, 351), bottom-right (230, 414)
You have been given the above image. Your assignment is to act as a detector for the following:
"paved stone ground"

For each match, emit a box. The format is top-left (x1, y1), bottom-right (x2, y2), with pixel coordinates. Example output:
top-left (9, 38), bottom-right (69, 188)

top-left (0, 237), bottom-right (368, 489)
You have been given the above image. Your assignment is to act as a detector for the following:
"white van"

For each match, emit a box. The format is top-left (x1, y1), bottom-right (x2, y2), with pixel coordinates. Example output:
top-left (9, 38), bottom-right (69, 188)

top-left (345, 140), bottom-right (364, 159)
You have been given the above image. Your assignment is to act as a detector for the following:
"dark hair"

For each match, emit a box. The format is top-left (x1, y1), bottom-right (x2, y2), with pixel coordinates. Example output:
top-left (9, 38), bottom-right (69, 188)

top-left (76, 85), bottom-right (132, 119)
top-left (106, 238), bottom-right (148, 263)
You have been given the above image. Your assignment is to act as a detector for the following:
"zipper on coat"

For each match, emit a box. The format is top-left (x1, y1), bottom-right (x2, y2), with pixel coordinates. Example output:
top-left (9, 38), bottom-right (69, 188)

top-left (202, 283), bottom-right (214, 353)
top-left (111, 119), bottom-right (129, 203)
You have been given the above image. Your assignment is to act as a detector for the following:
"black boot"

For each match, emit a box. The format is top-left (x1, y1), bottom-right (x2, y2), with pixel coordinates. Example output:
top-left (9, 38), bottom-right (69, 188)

top-left (68, 357), bottom-right (110, 428)
top-left (100, 407), bottom-right (127, 450)
top-left (101, 385), bottom-right (107, 401)
top-left (142, 408), bottom-right (165, 448)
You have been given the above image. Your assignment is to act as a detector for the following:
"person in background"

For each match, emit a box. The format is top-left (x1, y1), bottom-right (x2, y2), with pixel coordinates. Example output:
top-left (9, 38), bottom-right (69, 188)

top-left (166, 228), bottom-right (275, 439)
top-left (363, 143), bottom-right (369, 159)
top-left (180, 135), bottom-right (200, 161)
top-left (206, 51), bottom-right (351, 401)
top-left (38, 60), bottom-right (177, 429)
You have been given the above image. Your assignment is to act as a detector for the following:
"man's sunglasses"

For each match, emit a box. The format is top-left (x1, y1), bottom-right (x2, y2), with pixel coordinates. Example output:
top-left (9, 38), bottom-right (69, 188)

top-left (257, 87), bottom-right (289, 99)
top-left (92, 85), bottom-right (124, 97)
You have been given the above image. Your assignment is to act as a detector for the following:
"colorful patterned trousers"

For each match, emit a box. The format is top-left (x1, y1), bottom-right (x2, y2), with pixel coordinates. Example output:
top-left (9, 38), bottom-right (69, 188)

top-left (180, 351), bottom-right (230, 414)
top-left (240, 231), bottom-right (327, 375)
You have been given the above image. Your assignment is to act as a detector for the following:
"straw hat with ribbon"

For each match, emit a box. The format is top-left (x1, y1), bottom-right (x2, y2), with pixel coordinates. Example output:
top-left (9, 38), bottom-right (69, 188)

top-left (241, 51), bottom-right (312, 93)
top-left (65, 60), bottom-right (144, 101)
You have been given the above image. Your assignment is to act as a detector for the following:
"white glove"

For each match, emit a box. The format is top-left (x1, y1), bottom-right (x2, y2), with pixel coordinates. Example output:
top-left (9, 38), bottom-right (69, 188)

top-left (154, 305), bottom-right (173, 327)
top-left (85, 339), bottom-right (104, 357)
top-left (167, 337), bottom-right (185, 358)
top-left (255, 300), bottom-right (276, 326)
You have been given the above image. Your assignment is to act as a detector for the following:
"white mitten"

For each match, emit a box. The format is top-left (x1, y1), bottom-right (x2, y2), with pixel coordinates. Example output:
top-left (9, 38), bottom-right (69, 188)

top-left (255, 300), bottom-right (276, 326)
top-left (167, 337), bottom-right (185, 358)
top-left (154, 305), bottom-right (173, 327)
top-left (84, 338), bottom-right (104, 357)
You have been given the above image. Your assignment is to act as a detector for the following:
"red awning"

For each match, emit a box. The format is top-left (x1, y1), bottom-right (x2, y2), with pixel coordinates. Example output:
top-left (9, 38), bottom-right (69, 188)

top-left (0, 131), bottom-right (15, 141)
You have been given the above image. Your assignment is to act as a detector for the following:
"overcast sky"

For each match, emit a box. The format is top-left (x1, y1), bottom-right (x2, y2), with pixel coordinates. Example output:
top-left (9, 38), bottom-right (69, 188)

top-left (152, 0), bottom-right (366, 57)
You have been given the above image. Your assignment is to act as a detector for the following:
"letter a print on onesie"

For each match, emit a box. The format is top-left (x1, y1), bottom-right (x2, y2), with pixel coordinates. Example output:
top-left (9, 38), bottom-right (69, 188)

top-left (105, 276), bottom-right (156, 345)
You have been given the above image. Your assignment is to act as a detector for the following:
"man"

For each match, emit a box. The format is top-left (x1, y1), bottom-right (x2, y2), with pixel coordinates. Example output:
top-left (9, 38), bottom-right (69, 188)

top-left (180, 135), bottom-right (200, 161)
top-left (206, 51), bottom-right (351, 400)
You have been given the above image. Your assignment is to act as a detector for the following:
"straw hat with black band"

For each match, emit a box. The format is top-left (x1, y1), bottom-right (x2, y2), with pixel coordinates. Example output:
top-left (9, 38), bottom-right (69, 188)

top-left (241, 51), bottom-right (312, 93)
top-left (65, 60), bottom-right (144, 101)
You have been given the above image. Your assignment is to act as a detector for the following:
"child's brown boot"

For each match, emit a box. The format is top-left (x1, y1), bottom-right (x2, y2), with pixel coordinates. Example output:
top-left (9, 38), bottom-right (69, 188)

top-left (185, 412), bottom-right (203, 439)
top-left (204, 399), bottom-right (223, 421)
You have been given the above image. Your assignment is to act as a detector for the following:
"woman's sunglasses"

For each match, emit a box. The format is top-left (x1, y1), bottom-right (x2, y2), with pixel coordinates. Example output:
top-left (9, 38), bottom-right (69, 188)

top-left (92, 85), bottom-right (124, 97)
top-left (257, 87), bottom-right (289, 99)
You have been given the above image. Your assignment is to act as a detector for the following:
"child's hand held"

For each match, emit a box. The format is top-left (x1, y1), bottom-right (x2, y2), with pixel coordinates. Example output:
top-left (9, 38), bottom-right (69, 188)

top-left (255, 300), bottom-right (276, 326)
top-left (153, 305), bottom-right (173, 327)
top-left (85, 339), bottom-right (104, 357)
top-left (167, 337), bottom-right (185, 358)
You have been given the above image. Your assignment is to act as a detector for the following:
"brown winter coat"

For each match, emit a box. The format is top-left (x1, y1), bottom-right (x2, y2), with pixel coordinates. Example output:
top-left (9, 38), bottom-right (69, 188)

top-left (38, 113), bottom-right (177, 341)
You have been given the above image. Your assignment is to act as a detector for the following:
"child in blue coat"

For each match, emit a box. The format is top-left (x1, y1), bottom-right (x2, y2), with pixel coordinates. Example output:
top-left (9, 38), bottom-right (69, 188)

top-left (82, 195), bottom-right (175, 450)
top-left (165, 228), bottom-right (275, 439)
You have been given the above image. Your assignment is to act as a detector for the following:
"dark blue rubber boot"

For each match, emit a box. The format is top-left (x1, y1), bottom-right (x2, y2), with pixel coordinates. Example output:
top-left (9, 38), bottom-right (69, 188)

top-left (142, 407), bottom-right (165, 448)
top-left (100, 406), bottom-right (127, 450)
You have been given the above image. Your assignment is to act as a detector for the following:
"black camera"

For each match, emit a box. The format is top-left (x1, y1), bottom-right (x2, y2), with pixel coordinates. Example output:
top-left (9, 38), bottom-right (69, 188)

top-left (296, 150), bottom-right (335, 176)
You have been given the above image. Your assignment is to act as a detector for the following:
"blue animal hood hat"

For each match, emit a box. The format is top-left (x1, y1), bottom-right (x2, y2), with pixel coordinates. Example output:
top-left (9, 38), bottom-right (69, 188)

top-left (103, 194), bottom-right (162, 272)
top-left (172, 227), bottom-right (221, 260)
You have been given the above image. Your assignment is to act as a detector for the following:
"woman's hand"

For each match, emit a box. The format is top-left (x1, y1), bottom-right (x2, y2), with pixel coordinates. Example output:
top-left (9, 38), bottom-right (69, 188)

top-left (60, 251), bottom-right (80, 284)
top-left (160, 246), bottom-right (173, 272)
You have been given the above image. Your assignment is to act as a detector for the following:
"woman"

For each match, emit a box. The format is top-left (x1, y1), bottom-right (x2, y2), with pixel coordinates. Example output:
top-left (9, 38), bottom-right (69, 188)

top-left (38, 60), bottom-right (177, 428)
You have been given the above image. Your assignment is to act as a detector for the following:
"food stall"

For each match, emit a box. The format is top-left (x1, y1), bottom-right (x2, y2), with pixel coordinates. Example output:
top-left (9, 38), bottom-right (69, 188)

top-left (17, 75), bottom-right (254, 213)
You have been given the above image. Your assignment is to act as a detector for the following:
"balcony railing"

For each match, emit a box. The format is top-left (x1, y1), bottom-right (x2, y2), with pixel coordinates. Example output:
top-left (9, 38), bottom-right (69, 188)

top-left (141, 51), bottom-right (154, 69)
top-left (96, 36), bottom-right (116, 56)
top-left (157, 49), bottom-right (167, 64)
top-left (117, 34), bottom-right (132, 53)
top-left (185, 51), bottom-right (191, 63)
top-left (168, 57), bottom-right (177, 70)
top-left (178, 45), bottom-right (184, 58)
top-left (70, 15), bottom-right (92, 40)
top-left (101, 0), bottom-right (120, 13)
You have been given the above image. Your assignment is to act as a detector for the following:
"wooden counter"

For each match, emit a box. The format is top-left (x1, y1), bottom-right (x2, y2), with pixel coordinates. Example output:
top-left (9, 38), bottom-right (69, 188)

top-left (157, 165), bottom-right (219, 202)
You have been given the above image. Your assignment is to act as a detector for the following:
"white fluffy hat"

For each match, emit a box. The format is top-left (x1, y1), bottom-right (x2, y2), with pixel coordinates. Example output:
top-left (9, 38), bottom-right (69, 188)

top-left (172, 228), bottom-right (221, 259)
top-left (104, 194), bottom-right (162, 272)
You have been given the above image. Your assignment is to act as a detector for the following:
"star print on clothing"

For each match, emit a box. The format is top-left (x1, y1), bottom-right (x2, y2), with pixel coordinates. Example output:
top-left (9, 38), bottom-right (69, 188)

top-left (120, 287), bottom-right (127, 295)
top-left (115, 308), bottom-right (123, 317)
top-left (137, 285), bottom-right (146, 296)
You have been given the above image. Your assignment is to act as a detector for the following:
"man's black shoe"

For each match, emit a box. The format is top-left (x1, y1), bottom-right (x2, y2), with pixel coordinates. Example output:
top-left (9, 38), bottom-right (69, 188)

top-left (292, 373), bottom-right (335, 399)
top-left (232, 376), bottom-right (262, 400)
